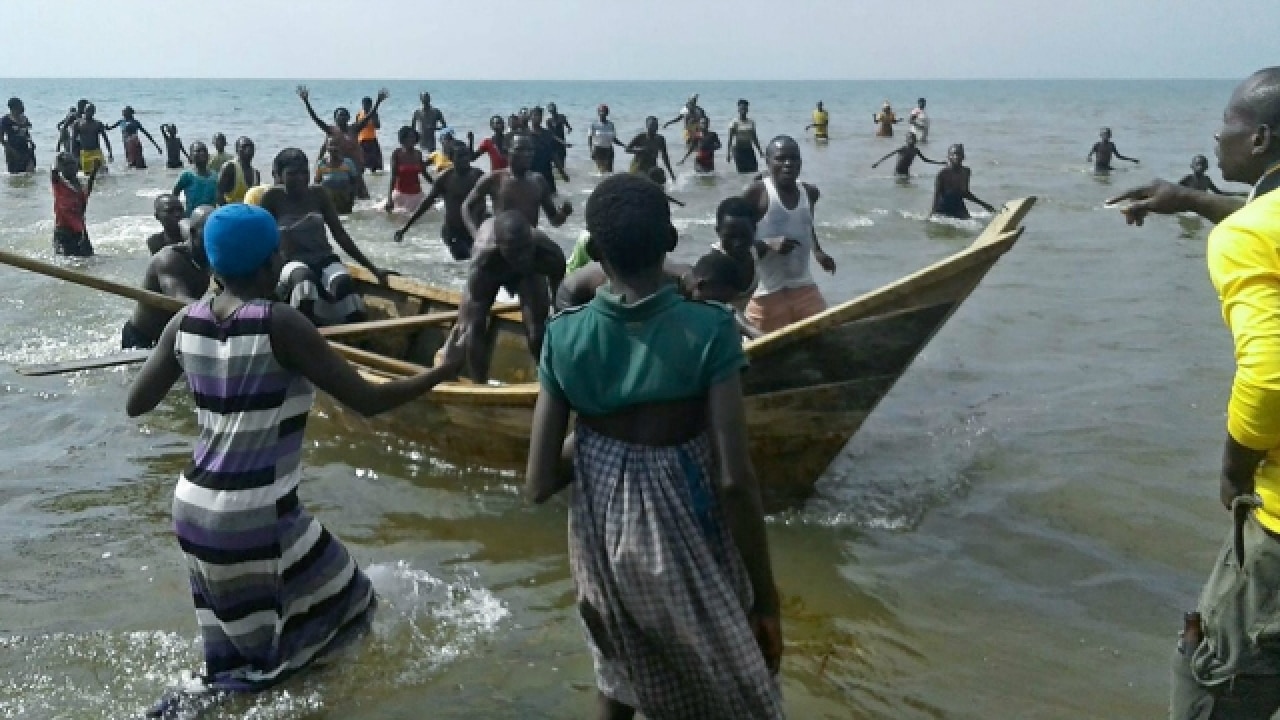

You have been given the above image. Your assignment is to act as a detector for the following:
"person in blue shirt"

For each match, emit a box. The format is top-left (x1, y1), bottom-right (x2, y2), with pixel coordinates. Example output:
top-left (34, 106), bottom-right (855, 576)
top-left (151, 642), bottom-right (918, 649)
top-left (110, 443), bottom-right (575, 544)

top-left (172, 143), bottom-right (218, 217)
top-left (107, 106), bottom-right (161, 169)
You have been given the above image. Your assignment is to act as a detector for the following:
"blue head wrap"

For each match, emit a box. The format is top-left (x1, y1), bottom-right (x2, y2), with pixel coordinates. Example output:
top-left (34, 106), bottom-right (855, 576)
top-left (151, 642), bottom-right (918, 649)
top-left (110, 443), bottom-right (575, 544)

top-left (203, 204), bottom-right (280, 279)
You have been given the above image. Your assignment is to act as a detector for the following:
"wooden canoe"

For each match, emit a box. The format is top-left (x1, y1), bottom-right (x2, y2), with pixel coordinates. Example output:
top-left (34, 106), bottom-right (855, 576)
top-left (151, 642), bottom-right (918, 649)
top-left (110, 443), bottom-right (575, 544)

top-left (340, 196), bottom-right (1036, 501)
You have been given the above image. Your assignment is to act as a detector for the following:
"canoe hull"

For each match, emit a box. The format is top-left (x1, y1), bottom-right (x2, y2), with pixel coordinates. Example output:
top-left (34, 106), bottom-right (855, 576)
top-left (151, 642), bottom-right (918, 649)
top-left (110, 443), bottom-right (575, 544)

top-left (343, 197), bottom-right (1037, 499)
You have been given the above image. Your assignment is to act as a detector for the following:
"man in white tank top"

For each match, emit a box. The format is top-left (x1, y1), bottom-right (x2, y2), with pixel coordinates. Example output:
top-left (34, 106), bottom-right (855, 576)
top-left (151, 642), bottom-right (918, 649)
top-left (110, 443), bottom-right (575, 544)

top-left (742, 135), bottom-right (837, 333)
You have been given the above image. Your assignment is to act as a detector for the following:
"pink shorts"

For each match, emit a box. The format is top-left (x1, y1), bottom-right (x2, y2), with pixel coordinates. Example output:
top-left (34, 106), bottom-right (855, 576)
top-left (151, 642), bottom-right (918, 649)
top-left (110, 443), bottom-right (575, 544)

top-left (744, 284), bottom-right (827, 334)
top-left (391, 190), bottom-right (426, 214)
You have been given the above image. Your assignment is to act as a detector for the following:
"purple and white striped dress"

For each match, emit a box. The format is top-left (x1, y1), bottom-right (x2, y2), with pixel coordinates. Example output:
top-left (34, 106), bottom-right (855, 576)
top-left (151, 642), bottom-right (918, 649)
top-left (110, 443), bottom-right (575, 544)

top-left (172, 299), bottom-right (374, 692)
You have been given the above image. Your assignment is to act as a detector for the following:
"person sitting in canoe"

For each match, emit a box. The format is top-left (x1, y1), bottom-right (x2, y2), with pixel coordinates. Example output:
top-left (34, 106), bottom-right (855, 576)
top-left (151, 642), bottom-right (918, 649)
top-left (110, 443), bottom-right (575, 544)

top-left (453, 210), bottom-right (564, 383)
top-left (462, 132), bottom-right (572, 235)
top-left (122, 205), bottom-right (213, 350)
top-left (259, 148), bottom-right (391, 326)
top-left (525, 172), bottom-right (784, 719)
top-left (743, 135), bottom-right (836, 333)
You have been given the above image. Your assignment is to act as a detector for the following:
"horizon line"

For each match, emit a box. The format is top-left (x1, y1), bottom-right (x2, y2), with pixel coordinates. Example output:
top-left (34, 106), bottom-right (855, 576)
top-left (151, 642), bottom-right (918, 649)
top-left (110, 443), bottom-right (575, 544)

top-left (0, 76), bottom-right (1239, 83)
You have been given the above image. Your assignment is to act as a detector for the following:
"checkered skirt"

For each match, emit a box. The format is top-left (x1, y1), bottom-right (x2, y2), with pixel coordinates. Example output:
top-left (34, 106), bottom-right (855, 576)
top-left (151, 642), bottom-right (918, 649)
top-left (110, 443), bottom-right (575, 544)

top-left (569, 426), bottom-right (784, 718)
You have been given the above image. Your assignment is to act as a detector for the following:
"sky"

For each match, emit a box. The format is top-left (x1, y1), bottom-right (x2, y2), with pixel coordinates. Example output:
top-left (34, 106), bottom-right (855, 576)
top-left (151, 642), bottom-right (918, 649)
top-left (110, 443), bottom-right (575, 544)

top-left (2, 0), bottom-right (1277, 80)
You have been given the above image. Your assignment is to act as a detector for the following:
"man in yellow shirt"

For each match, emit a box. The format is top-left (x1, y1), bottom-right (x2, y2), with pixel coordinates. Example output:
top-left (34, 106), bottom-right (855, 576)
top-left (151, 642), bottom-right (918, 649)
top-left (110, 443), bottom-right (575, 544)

top-left (1111, 66), bottom-right (1280, 719)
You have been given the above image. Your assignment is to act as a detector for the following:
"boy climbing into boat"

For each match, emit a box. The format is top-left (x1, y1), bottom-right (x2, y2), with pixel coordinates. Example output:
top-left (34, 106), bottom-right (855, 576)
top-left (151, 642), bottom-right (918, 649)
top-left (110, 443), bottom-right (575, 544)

top-left (51, 151), bottom-right (100, 257)
top-left (872, 132), bottom-right (944, 178)
top-left (145, 194), bottom-right (186, 255)
top-left (395, 141), bottom-right (486, 261)
top-left (932, 144), bottom-right (996, 220)
top-left (743, 135), bottom-right (836, 333)
top-left (123, 205), bottom-right (213, 350)
top-left (452, 210), bottom-right (564, 382)
top-left (462, 132), bottom-right (572, 236)
top-left (526, 172), bottom-right (784, 720)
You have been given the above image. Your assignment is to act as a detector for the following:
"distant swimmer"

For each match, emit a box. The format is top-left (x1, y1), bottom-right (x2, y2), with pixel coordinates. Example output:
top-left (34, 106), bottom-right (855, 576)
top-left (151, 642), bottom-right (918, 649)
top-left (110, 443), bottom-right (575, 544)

top-left (1, 97), bottom-right (36, 173)
top-left (472, 115), bottom-right (509, 171)
top-left (453, 210), bottom-right (565, 382)
top-left (1087, 127), bottom-right (1139, 172)
top-left (681, 117), bottom-right (722, 173)
top-left (805, 101), bottom-right (829, 141)
top-left (463, 131), bottom-right (572, 234)
top-left (51, 151), bottom-right (101, 257)
top-left (625, 116), bottom-right (677, 182)
top-left (932, 144), bottom-right (995, 220)
top-left (355, 96), bottom-right (384, 173)
top-left (587, 104), bottom-right (624, 173)
top-left (742, 135), bottom-right (836, 333)
top-left (873, 101), bottom-right (899, 138)
top-left (385, 127), bottom-right (430, 214)
top-left (146, 194), bottom-right (186, 255)
top-left (909, 98), bottom-right (930, 143)
top-left (665, 93), bottom-right (706, 152)
top-left (208, 133), bottom-right (233, 171)
top-left (216, 136), bottom-right (261, 205)
top-left (872, 132), bottom-right (943, 177)
top-left (727, 98), bottom-right (764, 173)
top-left (411, 91), bottom-right (447, 154)
top-left (160, 124), bottom-right (189, 169)
top-left (73, 103), bottom-right (113, 175)
top-left (172, 143), bottom-right (218, 218)
top-left (1178, 154), bottom-right (1236, 195)
top-left (397, 141), bottom-right (486, 261)
top-left (122, 205), bottom-right (212, 350)
top-left (260, 148), bottom-right (390, 325)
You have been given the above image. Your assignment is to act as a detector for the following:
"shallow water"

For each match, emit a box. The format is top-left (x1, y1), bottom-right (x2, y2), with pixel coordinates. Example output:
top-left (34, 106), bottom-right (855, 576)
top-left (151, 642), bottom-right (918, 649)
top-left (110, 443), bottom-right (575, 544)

top-left (0, 78), bottom-right (1243, 717)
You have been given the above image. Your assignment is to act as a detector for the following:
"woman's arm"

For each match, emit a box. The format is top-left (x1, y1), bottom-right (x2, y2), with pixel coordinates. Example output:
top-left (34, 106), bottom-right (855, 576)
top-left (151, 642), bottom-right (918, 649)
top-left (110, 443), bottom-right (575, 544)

top-left (524, 388), bottom-right (573, 503)
top-left (316, 187), bottom-right (384, 278)
top-left (125, 309), bottom-right (187, 417)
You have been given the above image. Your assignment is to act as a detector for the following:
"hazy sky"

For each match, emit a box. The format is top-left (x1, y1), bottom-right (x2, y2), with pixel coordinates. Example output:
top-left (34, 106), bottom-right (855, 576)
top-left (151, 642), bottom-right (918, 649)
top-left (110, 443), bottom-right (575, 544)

top-left (3, 0), bottom-right (1276, 80)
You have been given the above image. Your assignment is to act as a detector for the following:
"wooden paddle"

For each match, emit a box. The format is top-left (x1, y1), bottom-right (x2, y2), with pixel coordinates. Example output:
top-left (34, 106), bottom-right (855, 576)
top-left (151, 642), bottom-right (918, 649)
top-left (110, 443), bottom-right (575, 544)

top-left (17, 349), bottom-right (152, 376)
top-left (0, 249), bottom-right (464, 377)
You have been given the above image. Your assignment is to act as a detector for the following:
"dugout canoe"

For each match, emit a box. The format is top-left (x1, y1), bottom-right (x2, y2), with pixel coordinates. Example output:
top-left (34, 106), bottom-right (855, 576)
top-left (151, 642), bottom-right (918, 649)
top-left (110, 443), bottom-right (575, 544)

top-left (339, 196), bottom-right (1037, 499)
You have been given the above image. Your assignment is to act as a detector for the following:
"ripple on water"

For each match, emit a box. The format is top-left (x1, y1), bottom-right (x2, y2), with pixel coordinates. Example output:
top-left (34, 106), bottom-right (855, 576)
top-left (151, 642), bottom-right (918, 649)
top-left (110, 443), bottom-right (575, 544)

top-left (0, 560), bottom-right (506, 719)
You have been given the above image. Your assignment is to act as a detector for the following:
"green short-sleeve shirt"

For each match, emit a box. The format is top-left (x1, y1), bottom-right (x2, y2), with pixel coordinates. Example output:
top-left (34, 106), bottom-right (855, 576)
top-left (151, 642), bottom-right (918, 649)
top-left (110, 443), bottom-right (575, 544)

top-left (538, 284), bottom-right (747, 417)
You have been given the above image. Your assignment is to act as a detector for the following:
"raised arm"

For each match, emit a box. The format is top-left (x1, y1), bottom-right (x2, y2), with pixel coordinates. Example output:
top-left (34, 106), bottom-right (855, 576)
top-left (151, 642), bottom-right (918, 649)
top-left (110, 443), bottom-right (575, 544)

top-left (296, 85), bottom-right (332, 134)
top-left (272, 302), bottom-right (461, 416)
top-left (351, 89), bottom-right (389, 133)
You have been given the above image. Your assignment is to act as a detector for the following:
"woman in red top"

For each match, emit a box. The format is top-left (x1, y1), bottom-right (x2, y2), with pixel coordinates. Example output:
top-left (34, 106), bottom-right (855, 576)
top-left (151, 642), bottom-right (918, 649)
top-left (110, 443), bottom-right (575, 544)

top-left (384, 126), bottom-right (430, 214)
top-left (51, 151), bottom-right (100, 256)
top-left (471, 115), bottom-right (509, 171)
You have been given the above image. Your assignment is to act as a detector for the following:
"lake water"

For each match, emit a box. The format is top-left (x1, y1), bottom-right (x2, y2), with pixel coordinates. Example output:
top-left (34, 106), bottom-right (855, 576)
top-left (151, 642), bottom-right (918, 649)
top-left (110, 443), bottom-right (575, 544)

top-left (0, 78), bottom-right (1244, 718)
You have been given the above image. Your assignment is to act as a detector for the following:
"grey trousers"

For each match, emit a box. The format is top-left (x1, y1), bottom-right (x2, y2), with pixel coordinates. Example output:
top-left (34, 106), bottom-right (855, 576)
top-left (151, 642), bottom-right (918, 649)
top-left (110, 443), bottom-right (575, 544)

top-left (1171, 645), bottom-right (1280, 719)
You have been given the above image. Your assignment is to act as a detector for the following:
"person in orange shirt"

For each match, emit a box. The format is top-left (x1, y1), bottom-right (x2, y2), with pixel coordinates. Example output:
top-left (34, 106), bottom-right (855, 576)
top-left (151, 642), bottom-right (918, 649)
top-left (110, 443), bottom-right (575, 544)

top-left (355, 96), bottom-right (383, 173)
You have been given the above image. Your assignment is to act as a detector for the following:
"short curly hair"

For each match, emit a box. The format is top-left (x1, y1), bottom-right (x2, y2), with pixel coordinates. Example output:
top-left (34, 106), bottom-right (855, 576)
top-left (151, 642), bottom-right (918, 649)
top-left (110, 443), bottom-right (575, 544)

top-left (585, 173), bottom-right (672, 275)
top-left (273, 147), bottom-right (309, 176)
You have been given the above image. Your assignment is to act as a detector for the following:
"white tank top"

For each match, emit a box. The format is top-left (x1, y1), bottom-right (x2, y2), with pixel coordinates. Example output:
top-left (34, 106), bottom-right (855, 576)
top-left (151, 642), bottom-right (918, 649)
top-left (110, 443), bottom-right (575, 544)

top-left (753, 177), bottom-right (816, 296)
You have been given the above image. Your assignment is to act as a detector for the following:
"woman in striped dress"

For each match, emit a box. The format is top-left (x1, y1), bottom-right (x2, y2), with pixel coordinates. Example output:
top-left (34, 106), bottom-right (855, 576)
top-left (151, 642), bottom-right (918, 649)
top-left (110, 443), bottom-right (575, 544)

top-left (126, 204), bottom-right (461, 709)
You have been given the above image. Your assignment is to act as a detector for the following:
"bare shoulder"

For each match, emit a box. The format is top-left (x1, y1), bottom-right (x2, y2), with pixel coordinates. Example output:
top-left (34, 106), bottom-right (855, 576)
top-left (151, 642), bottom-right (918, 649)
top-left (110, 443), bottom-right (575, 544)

top-left (803, 182), bottom-right (821, 204)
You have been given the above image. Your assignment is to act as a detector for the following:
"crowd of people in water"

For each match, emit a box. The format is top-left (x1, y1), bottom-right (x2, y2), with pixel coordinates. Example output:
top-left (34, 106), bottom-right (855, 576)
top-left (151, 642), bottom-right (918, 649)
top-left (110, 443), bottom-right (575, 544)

top-left (2, 75), bottom-right (1274, 719)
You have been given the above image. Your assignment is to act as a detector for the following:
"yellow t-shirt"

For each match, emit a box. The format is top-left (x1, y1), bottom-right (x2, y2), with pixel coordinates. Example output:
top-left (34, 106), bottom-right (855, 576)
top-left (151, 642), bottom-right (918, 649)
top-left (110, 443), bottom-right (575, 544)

top-left (243, 184), bottom-right (272, 206)
top-left (812, 109), bottom-right (829, 138)
top-left (427, 151), bottom-right (453, 173)
top-left (1207, 187), bottom-right (1280, 532)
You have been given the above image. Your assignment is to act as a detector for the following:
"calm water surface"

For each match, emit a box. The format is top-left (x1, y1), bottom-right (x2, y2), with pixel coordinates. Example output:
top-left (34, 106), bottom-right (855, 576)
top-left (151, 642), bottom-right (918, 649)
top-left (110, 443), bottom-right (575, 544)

top-left (0, 78), bottom-right (1242, 718)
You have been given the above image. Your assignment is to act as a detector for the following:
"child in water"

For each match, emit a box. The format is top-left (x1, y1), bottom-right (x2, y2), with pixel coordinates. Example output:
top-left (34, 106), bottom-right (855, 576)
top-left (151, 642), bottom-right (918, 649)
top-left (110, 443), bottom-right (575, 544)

top-left (1178, 154), bottom-right (1229, 194)
top-left (526, 173), bottom-right (783, 719)
top-left (51, 151), bottom-right (100, 256)
top-left (161, 124), bottom-right (189, 169)
top-left (1087, 127), bottom-right (1139, 172)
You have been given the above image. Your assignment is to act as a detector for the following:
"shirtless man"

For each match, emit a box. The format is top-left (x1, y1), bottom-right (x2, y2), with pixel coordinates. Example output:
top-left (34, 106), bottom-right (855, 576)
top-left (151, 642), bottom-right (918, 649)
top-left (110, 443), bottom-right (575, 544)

top-left (932, 144), bottom-right (995, 219)
top-left (625, 116), bottom-right (677, 181)
top-left (1087, 127), bottom-right (1139, 172)
top-left (411, 92), bottom-right (447, 154)
top-left (462, 132), bottom-right (572, 237)
top-left (146, 194), bottom-right (186, 255)
top-left (742, 136), bottom-right (836, 333)
top-left (395, 141), bottom-right (486, 260)
top-left (74, 103), bottom-right (113, 175)
top-left (872, 132), bottom-right (943, 177)
top-left (453, 210), bottom-right (565, 382)
top-left (122, 205), bottom-right (212, 350)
